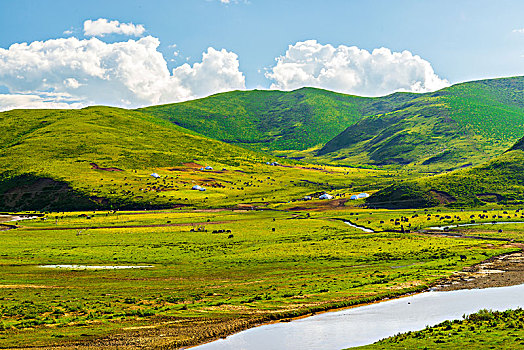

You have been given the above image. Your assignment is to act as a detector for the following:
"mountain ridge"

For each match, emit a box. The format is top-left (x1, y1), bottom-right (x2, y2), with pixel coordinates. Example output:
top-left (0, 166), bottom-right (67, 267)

top-left (139, 76), bottom-right (524, 171)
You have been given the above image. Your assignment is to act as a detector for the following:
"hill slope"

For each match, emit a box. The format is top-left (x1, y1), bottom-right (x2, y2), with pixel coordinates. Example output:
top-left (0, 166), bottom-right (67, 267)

top-left (367, 135), bottom-right (524, 209)
top-left (317, 76), bottom-right (524, 171)
top-left (1, 107), bottom-right (391, 212)
top-left (0, 107), bottom-right (269, 210)
top-left (138, 88), bottom-right (418, 152)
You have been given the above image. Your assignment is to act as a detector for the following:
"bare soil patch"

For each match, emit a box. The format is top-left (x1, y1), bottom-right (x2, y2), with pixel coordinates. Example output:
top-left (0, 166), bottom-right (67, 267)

top-left (90, 163), bottom-right (123, 172)
top-left (433, 248), bottom-right (524, 291)
top-left (429, 189), bottom-right (456, 205)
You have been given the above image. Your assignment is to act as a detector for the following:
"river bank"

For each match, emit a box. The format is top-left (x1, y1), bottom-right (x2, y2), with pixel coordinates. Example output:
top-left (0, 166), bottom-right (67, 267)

top-left (432, 248), bottom-right (524, 291)
top-left (190, 241), bottom-right (524, 349)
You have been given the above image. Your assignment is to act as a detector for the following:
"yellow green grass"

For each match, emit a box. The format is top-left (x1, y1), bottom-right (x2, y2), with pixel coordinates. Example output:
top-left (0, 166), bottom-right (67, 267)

top-left (0, 207), bottom-right (518, 348)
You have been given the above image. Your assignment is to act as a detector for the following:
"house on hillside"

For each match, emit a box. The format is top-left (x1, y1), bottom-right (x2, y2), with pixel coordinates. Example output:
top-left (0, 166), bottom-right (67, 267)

top-left (319, 193), bottom-right (333, 200)
top-left (150, 173), bottom-right (161, 178)
top-left (204, 166), bottom-right (213, 170)
top-left (357, 193), bottom-right (370, 199)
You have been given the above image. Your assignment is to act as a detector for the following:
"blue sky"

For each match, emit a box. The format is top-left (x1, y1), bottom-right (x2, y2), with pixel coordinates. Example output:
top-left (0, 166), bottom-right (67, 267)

top-left (0, 0), bottom-right (522, 109)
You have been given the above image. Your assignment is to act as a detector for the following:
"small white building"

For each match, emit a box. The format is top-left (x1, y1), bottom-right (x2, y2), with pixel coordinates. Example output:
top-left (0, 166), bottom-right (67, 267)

top-left (204, 166), bottom-right (213, 170)
top-left (357, 193), bottom-right (370, 199)
top-left (350, 195), bottom-right (358, 200)
top-left (303, 195), bottom-right (312, 201)
top-left (150, 173), bottom-right (161, 178)
top-left (192, 185), bottom-right (204, 191)
top-left (319, 193), bottom-right (333, 200)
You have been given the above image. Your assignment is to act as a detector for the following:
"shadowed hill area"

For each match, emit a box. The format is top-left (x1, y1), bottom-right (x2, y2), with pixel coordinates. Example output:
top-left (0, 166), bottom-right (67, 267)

top-left (0, 107), bottom-right (269, 210)
top-left (137, 88), bottom-right (419, 151)
top-left (317, 76), bottom-right (524, 171)
top-left (511, 135), bottom-right (524, 151)
top-left (367, 135), bottom-right (524, 209)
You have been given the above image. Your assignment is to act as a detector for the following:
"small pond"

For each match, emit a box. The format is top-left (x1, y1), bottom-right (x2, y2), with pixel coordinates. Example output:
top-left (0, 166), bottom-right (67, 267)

top-left (39, 265), bottom-right (153, 270)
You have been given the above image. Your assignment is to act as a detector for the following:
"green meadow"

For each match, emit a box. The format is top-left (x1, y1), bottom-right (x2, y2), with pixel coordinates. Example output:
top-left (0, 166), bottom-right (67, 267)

top-left (1, 207), bottom-right (520, 348)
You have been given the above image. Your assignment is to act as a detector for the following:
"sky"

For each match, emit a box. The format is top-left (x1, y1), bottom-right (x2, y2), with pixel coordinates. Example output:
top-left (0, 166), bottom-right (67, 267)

top-left (0, 0), bottom-right (522, 110)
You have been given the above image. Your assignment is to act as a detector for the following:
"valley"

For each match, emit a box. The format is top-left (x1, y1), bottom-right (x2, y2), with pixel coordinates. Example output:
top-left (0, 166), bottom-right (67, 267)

top-left (1, 76), bottom-right (524, 349)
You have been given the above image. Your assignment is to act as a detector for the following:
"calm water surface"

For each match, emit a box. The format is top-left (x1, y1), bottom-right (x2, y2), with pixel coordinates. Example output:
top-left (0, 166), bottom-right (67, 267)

top-left (193, 283), bottom-right (524, 350)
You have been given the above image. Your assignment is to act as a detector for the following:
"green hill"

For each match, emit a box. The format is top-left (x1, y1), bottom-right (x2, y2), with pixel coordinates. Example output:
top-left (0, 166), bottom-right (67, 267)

top-left (0, 107), bottom-right (391, 212)
top-left (317, 76), bottom-right (524, 171)
top-left (139, 77), bottom-right (524, 171)
top-left (367, 135), bottom-right (524, 209)
top-left (0, 107), bottom-right (270, 211)
top-left (138, 88), bottom-right (418, 152)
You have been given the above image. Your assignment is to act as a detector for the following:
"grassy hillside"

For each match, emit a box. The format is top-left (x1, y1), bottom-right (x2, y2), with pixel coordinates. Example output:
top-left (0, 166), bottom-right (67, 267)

top-left (138, 77), bottom-right (524, 171)
top-left (138, 88), bottom-right (418, 152)
top-left (317, 76), bottom-right (524, 171)
top-left (0, 107), bottom-right (270, 210)
top-left (0, 107), bottom-right (396, 211)
top-left (367, 137), bottom-right (524, 209)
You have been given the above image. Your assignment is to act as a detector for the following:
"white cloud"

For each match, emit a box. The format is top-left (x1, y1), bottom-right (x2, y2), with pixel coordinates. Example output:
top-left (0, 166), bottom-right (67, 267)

top-left (513, 28), bottom-right (524, 34)
top-left (0, 36), bottom-right (245, 111)
top-left (172, 47), bottom-right (245, 98)
top-left (83, 18), bottom-right (146, 37)
top-left (213, 0), bottom-right (248, 4)
top-left (266, 40), bottom-right (449, 96)
top-left (0, 93), bottom-right (84, 111)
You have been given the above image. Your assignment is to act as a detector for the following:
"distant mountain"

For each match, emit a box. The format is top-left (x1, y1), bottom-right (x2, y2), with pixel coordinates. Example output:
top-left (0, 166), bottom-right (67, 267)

top-left (367, 135), bottom-right (524, 209)
top-left (140, 77), bottom-right (524, 171)
top-left (0, 107), bottom-right (267, 211)
top-left (138, 88), bottom-right (418, 152)
top-left (317, 76), bottom-right (524, 171)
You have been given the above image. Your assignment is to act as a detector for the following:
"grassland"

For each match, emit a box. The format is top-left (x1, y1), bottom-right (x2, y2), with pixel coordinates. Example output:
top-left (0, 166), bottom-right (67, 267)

top-left (361, 309), bottom-right (524, 349)
top-left (1, 206), bottom-right (521, 348)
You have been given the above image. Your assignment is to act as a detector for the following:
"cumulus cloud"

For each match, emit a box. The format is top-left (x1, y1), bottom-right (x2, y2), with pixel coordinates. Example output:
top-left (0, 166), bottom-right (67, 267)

top-left (513, 28), bottom-right (524, 34)
top-left (0, 36), bottom-right (245, 110)
top-left (83, 18), bottom-right (146, 37)
top-left (0, 93), bottom-right (84, 111)
top-left (266, 40), bottom-right (449, 96)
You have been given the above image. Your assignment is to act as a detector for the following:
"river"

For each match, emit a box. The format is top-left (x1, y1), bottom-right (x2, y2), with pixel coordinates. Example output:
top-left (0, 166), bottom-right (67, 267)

top-left (192, 283), bottom-right (524, 350)
top-left (427, 221), bottom-right (524, 231)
